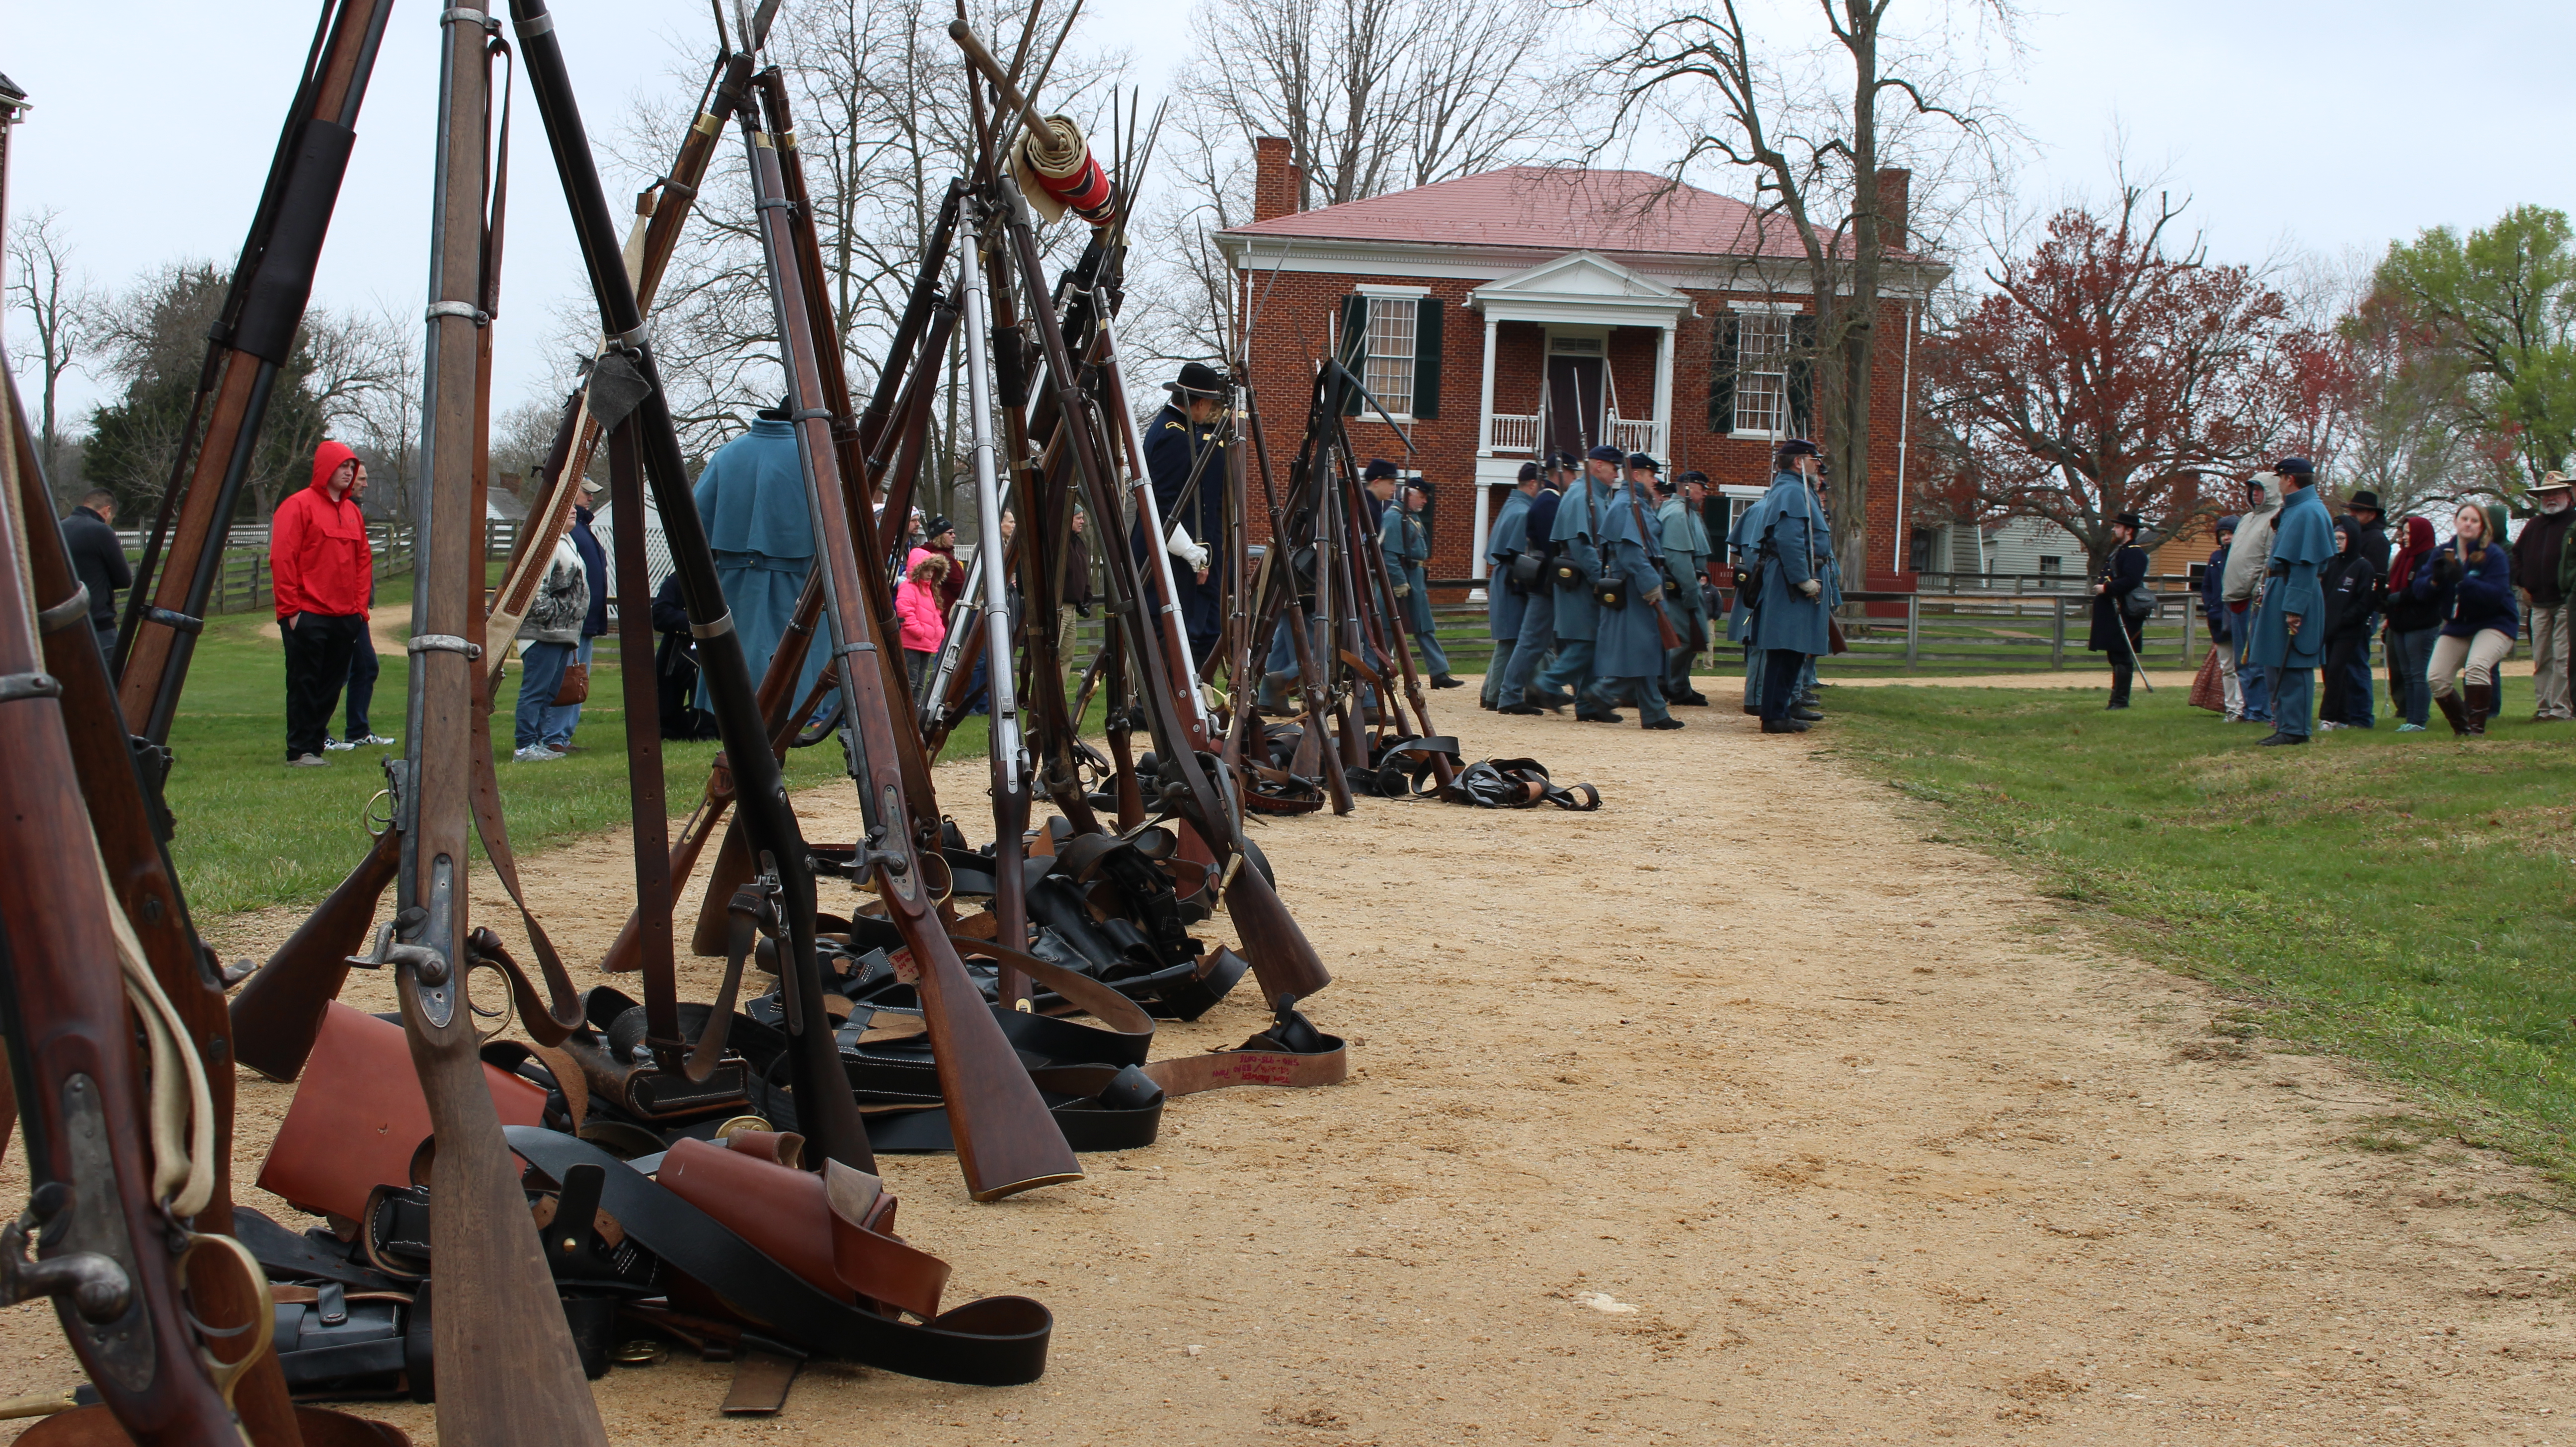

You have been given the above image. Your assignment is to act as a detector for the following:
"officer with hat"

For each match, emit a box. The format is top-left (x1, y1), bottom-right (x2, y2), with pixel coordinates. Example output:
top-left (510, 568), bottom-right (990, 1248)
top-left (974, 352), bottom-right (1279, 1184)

top-left (1743, 439), bottom-right (1833, 733)
top-left (2089, 510), bottom-right (2153, 709)
top-left (1532, 444), bottom-right (1627, 720)
top-left (1362, 458), bottom-right (1400, 532)
top-left (1143, 361), bottom-right (1234, 665)
top-left (1497, 453), bottom-right (1576, 713)
top-left (1381, 478), bottom-right (1462, 686)
top-left (1657, 470), bottom-right (1714, 705)
top-left (1589, 452), bottom-right (1683, 728)
top-left (1482, 461), bottom-right (1543, 709)
top-left (2248, 456), bottom-right (2335, 745)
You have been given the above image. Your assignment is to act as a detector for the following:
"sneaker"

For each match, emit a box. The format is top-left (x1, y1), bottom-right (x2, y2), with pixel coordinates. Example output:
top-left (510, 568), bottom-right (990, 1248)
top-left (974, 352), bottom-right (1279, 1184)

top-left (286, 753), bottom-right (329, 768)
top-left (513, 745), bottom-right (564, 763)
top-left (323, 736), bottom-right (356, 751)
top-left (2316, 720), bottom-right (2341, 731)
top-left (2396, 723), bottom-right (2427, 732)
top-left (357, 733), bottom-right (398, 747)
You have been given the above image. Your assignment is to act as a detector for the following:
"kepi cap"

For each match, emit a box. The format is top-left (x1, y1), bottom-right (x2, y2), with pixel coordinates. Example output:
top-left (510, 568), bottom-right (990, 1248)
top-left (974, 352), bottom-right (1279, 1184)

top-left (1364, 458), bottom-right (1399, 482)
top-left (1586, 443), bottom-right (1625, 464)
top-left (2273, 456), bottom-right (2315, 478)
top-left (1625, 452), bottom-right (1661, 472)
top-left (1516, 461), bottom-right (1542, 482)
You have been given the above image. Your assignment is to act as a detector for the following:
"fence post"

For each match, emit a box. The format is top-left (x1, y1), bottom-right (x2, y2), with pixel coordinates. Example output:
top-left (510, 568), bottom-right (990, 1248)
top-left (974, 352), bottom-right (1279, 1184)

top-left (1904, 593), bottom-right (1919, 669)
top-left (2178, 594), bottom-right (2194, 664)
top-left (2051, 595), bottom-right (2066, 669)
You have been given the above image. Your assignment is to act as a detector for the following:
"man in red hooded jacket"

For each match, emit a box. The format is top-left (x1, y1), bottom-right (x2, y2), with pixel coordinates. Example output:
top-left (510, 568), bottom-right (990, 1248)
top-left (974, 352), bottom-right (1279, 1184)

top-left (272, 440), bottom-right (374, 765)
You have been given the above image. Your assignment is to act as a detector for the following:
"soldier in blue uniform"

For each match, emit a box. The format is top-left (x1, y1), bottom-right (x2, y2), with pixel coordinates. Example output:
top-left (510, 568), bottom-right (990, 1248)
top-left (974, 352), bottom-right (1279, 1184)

top-left (1381, 479), bottom-right (1462, 687)
top-left (2248, 456), bottom-right (2336, 745)
top-left (1496, 454), bottom-right (1574, 714)
top-left (1725, 482), bottom-right (1768, 713)
top-left (1481, 462), bottom-right (1541, 709)
top-left (1589, 453), bottom-right (1683, 729)
top-left (1141, 361), bottom-right (1233, 667)
top-left (1746, 439), bottom-right (1833, 734)
top-left (1657, 470), bottom-right (1714, 705)
top-left (1533, 444), bottom-right (1625, 721)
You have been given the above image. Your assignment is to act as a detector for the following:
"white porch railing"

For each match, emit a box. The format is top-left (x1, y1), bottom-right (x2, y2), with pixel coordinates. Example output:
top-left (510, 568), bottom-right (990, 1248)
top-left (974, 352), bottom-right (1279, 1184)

top-left (1481, 410), bottom-right (1664, 458)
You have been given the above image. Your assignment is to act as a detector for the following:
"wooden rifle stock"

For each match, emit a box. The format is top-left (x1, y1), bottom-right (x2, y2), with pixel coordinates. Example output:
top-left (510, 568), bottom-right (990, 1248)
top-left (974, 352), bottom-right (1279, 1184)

top-left (742, 122), bottom-right (1073, 1200)
top-left (1, 354), bottom-right (259, 1447)
top-left (994, 197), bottom-right (1331, 1004)
top-left (9, 370), bottom-right (309, 1445)
top-left (399, 10), bottom-right (608, 1442)
top-left (229, 824), bottom-right (401, 1082)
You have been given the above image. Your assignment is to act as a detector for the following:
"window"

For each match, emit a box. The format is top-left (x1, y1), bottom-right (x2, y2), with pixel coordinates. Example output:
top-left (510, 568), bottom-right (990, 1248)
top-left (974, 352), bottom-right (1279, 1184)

top-left (2037, 556), bottom-right (2063, 575)
top-left (1362, 297), bottom-right (1416, 414)
top-left (1731, 313), bottom-right (1791, 436)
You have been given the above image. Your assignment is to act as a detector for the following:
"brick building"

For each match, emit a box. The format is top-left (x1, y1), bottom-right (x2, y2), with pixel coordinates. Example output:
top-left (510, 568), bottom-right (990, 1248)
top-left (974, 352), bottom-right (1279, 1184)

top-left (1214, 141), bottom-right (1949, 594)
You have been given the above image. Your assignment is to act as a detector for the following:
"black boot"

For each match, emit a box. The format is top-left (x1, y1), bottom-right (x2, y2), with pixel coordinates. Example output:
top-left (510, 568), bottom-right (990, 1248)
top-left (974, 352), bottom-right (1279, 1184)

top-left (2435, 690), bottom-right (2471, 737)
top-left (1431, 673), bottom-right (1466, 689)
top-left (2465, 682), bottom-right (2492, 736)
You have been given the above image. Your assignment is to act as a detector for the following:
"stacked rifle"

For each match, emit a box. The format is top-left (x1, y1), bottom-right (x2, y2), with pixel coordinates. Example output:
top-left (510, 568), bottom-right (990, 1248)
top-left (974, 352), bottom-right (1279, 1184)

top-left (0, 2), bottom-right (1355, 1442)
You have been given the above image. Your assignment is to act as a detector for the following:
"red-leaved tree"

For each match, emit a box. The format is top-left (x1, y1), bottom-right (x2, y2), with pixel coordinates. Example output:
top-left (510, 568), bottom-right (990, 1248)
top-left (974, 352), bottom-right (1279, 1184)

top-left (1925, 187), bottom-right (2314, 573)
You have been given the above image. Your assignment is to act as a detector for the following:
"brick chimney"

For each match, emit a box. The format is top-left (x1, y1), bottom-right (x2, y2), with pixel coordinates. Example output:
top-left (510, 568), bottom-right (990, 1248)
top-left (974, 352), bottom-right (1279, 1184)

top-left (1874, 166), bottom-right (1911, 249)
top-left (1253, 136), bottom-right (1302, 223)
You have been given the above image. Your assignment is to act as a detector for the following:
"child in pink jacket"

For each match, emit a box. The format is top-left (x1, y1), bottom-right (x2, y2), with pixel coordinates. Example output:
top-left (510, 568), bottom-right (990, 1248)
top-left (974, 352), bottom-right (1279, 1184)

top-left (896, 554), bottom-right (949, 697)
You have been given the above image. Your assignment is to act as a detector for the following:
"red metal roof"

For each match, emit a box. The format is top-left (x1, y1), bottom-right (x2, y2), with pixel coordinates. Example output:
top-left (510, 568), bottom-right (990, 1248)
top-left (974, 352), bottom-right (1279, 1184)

top-left (1221, 166), bottom-right (1823, 259)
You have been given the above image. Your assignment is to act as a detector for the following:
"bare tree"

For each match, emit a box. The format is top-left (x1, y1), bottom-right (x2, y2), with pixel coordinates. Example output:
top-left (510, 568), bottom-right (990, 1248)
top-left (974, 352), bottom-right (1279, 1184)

top-left (1608, 0), bottom-right (2018, 583)
top-left (4, 208), bottom-right (102, 490)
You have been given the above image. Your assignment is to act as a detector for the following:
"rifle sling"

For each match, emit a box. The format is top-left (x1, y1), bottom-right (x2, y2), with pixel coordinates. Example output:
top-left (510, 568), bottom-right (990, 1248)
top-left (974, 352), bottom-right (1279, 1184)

top-left (464, 669), bottom-right (583, 1044)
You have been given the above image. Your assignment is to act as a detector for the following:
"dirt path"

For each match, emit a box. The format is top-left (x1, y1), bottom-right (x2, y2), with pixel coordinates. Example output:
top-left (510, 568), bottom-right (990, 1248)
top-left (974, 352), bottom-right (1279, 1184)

top-left (6, 679), bottom-right (2572, 1445)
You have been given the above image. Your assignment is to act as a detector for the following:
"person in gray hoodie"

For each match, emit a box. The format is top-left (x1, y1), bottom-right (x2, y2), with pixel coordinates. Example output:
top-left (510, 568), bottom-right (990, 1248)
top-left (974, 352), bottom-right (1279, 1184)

top-left (2220, 474), bottom-right (2281, 723)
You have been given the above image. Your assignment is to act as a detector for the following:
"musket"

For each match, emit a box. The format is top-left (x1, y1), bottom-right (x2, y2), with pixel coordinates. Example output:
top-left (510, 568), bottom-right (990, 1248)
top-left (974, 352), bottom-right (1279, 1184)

top-left (979, 157), bottom-right (1331, 1004)
top-left (510, 0), bottom-right (872, 1185)
top-left (117, 0), bottom-right (395, 748)
top-left (7, 367), bottom-right (307, 1445)
top-left (1, 359), bottom-right (278, 1447)
top-left (1237, 366), bottom-right (1352, 812)
top-left (384, 9), bottom-right (608, 1441)
top-left (737, 69), bottom-right (1073, 1195)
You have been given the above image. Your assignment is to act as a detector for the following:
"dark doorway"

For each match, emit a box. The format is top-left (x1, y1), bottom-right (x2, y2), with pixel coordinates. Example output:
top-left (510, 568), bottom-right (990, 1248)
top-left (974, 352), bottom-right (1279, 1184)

top-left (1544, 355), bottom-right (1605, 458)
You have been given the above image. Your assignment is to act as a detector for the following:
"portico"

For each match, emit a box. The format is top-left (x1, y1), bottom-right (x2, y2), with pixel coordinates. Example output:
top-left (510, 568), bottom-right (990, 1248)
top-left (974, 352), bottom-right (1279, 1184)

top-left (1465, 252), bottom-right (1695, 580)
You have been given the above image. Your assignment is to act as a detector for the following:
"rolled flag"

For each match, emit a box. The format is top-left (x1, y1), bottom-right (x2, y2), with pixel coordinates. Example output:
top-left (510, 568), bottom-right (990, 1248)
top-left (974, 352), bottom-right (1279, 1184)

top-left (1014, 115), bottom-right (1117, 226)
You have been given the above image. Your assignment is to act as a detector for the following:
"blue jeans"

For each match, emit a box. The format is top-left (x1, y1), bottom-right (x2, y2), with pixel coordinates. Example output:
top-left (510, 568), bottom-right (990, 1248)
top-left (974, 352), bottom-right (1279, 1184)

top-left (515, 640), bottom-right (576, 750)
top-left (2268, 665), bottom-right (2314, 738)
top-left (2342, 615), bottom-right (2378, 723)
top-left (2235, 627), bottom-right (2271, 721)
top-left (2388, 624), bottom-right (2438, 726)
top-left (537, 637), bottom-right (591, 748)
top-left (344, 636), bottom-right (381, 738)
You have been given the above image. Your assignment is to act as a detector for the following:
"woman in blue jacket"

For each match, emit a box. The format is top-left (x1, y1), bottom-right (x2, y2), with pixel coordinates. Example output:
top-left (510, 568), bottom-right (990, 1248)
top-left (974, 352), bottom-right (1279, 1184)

top-left (2424, 503), bottom-right (2516, 736)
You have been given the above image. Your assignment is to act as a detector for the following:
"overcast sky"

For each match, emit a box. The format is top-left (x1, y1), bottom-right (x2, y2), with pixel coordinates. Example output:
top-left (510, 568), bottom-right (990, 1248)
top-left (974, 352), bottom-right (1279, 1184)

top-left (5, 0), bottom-right (2569, 432)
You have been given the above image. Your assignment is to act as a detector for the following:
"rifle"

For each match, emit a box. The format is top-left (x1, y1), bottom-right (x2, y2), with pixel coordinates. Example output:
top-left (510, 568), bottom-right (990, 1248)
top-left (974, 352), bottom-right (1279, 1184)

top-left (7, 364), bottom-right (308, 1444)
top-left (736, 73), bottom-right (1073, 1194)
top-left (973, 143), bottom-right (1331, 1004)
top-left (381, 9), bottom-right (608, 1441)
top-left (1, 363), bottom-right (279, 1447)
top-left (1238, 369), bottom-right (1353, 812)
top-left (117, 0), bottom-right (395, 747)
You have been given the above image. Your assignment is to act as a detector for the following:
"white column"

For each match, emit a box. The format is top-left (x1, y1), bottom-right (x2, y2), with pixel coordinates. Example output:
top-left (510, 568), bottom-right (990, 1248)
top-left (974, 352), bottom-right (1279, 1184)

top-left (1476, 309), bottom-right (1499, 455)
top-left (1472, 484), bottom-right (1491, 585)
top-left (1650, 319), bottom-right (1677, 461)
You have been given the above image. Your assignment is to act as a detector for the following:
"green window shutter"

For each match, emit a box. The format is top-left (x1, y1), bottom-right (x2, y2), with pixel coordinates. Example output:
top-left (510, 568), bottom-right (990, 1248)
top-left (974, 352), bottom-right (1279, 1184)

top-left (1411, 297), bottom-right (1442, 418)
top-left (1786, 313), bottom-right (1818, 439)
top-left (1707, 314), bottom-right (1740, 434)
top-left (1340, 295), bottom-right (1368, 416)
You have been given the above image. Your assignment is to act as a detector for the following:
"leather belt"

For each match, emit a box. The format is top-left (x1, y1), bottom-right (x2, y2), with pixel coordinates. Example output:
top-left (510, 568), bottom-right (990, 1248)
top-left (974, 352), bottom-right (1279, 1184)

top-left (505, 1129), bottom-right (1052, 1386)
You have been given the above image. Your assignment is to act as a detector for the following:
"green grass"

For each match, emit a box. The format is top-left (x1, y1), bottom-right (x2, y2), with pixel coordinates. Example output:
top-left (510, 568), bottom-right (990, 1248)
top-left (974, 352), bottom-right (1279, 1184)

top-left (161, 575), bottom-right (990, 917)
top-left (1827, 683), bottom-right (2576, 1183)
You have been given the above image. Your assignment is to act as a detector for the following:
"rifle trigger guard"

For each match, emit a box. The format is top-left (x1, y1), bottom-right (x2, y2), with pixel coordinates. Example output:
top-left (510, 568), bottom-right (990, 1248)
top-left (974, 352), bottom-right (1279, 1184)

top-left (0, 672), bottom-right (62, 704)
top-left (407, 634), bottom-right (483, 659)
top-left (35, 584), bottom-right (90, 635)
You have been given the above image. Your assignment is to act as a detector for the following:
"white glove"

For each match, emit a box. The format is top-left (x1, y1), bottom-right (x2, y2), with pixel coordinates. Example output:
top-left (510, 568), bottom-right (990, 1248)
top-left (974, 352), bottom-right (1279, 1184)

top-left (1798, 579), bottom-right (1822, 600)
top-left (1643, 586), bottom-right (1663, 606)
top-left (1393, 583), bottom-right (1411, 599)
top-left (1167, 524), bottom-right (1209, 571)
